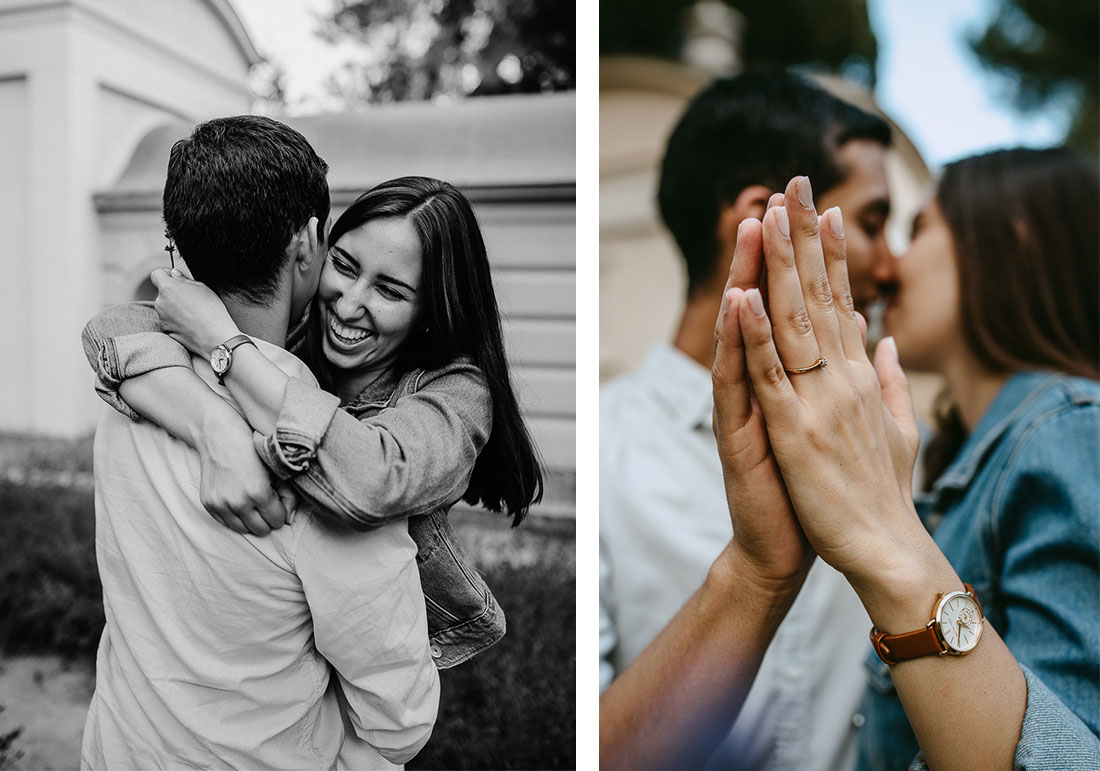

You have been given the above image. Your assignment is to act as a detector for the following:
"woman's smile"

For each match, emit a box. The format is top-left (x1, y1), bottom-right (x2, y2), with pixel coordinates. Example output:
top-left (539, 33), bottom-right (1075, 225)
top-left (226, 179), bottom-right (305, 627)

top-left (327, 313), bottom-right (375, 349)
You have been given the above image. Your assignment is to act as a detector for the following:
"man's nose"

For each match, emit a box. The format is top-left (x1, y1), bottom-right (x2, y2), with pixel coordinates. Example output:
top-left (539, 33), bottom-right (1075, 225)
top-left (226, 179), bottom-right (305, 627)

top-left (871, 237), bottom-right (897, 283)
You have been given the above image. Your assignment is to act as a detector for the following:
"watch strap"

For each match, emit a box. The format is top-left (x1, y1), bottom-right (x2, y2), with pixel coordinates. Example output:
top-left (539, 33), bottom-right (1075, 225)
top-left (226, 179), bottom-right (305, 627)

top-left (870, 583), bottom-right (980, 665)
top-left (212, 334), bottom-right (256, 383)
top-left (220, 334), bottom-right (255, 354)
top-left (870, 624), bottom-right (943, 664)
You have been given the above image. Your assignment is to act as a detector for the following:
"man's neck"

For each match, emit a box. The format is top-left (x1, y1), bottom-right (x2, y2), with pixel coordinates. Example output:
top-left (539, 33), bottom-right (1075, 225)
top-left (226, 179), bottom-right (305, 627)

top-left (221, 294), bottom-right (292, 349)
top-left (672, 287), bottom-right (723, 371)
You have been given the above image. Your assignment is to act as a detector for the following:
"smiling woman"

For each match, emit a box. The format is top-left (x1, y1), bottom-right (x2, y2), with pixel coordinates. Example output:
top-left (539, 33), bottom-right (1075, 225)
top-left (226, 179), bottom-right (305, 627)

top-left (320, 218), bottom-right (425, 391)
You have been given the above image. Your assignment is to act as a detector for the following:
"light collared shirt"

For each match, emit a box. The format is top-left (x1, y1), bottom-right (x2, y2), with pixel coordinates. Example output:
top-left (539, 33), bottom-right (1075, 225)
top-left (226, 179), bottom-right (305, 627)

top-left (81, 338), bottom-right (439, 771)
top-left (599, 343), bottom-right (870, 771)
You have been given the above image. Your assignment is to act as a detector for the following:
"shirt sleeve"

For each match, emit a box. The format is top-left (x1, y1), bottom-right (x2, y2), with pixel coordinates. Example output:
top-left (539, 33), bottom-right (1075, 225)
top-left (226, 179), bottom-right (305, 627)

top-left (993, 403), bottom-right (1100, 765)
top-left (256, 363), bottom-right (493, 529)
top-left (296, 514), bottom-right (440, 765)
top-left (81, 302), bottom-right (193, 419)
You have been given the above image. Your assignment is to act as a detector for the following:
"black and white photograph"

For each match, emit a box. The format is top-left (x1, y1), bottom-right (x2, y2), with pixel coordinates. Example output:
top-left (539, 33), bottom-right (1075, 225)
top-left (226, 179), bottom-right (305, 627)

top-left (0, 1), bottom-right (576, 769)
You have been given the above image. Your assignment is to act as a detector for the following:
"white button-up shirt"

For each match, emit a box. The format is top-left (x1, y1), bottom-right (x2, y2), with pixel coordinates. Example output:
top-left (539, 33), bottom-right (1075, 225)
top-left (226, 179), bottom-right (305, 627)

top-left (600, 343), bottom-right (870, 771)
top-left (82, 339), bottom-right (438, 771)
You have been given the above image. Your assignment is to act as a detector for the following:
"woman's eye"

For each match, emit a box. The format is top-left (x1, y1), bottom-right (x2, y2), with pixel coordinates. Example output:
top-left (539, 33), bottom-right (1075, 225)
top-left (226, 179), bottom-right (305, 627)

top-left (377, 285), bottom-right (404, 301)
top-left (330, 255), bottom-right (355, 276)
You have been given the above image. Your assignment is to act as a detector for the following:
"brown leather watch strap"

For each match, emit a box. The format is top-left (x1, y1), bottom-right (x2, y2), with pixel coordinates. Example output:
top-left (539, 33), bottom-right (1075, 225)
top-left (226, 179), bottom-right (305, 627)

top-left (870, 583), bottom-right (980, 665)
top-left (870, 625), bottom-right (942, 664)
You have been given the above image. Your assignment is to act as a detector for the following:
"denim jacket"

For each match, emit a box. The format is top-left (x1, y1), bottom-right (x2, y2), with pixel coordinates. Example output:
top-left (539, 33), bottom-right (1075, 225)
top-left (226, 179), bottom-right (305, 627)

top-left (82, 303), bottom-right (506, 669)
top-left (858, 371), bottom-right (1100, 771)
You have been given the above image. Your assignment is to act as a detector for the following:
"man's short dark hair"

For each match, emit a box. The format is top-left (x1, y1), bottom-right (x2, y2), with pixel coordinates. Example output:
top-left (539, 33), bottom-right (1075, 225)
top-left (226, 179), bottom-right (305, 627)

top-left (164, 115), bottom-right (330, 303)
top-left (657, 69), bottom-right (891, 293)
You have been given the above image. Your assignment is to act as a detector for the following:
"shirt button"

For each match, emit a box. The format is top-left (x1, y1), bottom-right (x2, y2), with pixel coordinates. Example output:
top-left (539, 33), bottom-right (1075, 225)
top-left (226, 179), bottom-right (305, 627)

top-left (852, 713), bottom-right (866, 728)
top-left (430, 645), bottom-right (442, 659)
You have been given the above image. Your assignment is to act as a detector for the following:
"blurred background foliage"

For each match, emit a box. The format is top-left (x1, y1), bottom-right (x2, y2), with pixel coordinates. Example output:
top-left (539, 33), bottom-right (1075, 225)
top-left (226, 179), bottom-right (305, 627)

top-left (969, 0), bottom-right (1098, 154)
top-left (317, 0), bottom-right (575, 104)
top-left (599, 0), bottom-right (1097, 157)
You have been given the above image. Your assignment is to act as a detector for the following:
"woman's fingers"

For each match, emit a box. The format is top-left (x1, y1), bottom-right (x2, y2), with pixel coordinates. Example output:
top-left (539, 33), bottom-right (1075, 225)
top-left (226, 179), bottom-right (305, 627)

top-left (712, 287), bottom-right (752, 428)
top-left (820, 207), bottom-right (866, 359)
top-left (737, 288), bottom-right (801, 420)
top-left (760, 205), bottom-right (825, 378)
top-left (873, 336), bottom-right (920, 454)
top-left (782, 177), bottom-right (844, 363)
top-left (723, 217), bottom-right (765, 294)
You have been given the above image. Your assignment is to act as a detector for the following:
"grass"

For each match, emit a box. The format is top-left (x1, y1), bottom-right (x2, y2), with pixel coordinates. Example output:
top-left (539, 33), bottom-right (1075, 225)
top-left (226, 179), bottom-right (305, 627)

top-left (0, 433), bottom-right (575, 770)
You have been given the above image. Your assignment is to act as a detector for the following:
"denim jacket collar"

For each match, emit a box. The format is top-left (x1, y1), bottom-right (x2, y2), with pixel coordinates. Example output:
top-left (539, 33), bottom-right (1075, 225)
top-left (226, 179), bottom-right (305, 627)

top-left (927, 371), bottom-right (1063, 498)
top-left (344, 368), bottom-right (401, 412)
top-left (640, 343), bottom-right (714, 431)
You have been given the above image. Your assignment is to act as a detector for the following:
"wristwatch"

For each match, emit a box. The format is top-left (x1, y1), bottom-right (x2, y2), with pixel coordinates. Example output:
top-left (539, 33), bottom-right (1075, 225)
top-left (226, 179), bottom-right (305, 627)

top-left (209, 334), bottom-right (256, 385)
top-left (870, 583), bottom-right (984, 665)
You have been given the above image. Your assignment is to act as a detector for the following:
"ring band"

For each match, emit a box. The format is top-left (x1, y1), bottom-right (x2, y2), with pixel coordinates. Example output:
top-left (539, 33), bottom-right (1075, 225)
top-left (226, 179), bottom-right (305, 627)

top-left (785, 356), bottom-right (827, 374)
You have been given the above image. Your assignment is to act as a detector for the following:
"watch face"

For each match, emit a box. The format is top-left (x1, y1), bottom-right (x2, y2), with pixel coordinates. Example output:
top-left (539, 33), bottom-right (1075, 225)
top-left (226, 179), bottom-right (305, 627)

top-left (210, 346), bottom-right (231, 375)
top-left (937, 592), bottom-right (982, 653)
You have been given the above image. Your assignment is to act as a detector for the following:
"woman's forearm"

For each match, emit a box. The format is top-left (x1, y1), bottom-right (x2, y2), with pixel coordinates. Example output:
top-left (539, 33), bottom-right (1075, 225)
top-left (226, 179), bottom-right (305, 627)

top-left (852, 534), bottom-right (1026, 771)
top-left (119, 367), bottom-right (240, 448)
top-left (218, 343), bottom-right (293, 436)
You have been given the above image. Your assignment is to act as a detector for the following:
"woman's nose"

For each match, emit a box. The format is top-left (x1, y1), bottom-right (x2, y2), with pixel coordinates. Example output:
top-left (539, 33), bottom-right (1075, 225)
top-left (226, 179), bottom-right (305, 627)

top-left (335, 293), bottom-right (365, 321)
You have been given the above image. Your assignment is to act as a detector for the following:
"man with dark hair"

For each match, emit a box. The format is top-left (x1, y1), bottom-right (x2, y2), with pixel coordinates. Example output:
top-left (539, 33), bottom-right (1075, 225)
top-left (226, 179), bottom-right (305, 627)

top-left (600, 71), bottom-right (894, 770)
top-left (81, 116), bottom-right (438, 770)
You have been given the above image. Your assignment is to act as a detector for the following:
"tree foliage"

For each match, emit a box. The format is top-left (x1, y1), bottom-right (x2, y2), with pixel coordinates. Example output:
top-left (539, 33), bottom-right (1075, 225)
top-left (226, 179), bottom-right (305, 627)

top-left (969, 0), bottom-right (1098, 154)
top-left (318, 0), bottom-right (574, 104)
top-left (600, 0), bottom-right (878, 86)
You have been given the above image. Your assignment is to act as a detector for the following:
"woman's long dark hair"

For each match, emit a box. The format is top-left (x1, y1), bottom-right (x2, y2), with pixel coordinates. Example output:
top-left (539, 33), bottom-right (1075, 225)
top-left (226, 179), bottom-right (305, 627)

top-left (304, 176), bottom-right (544, 524)
top-left (923, 147), bottom-right (1099, 488)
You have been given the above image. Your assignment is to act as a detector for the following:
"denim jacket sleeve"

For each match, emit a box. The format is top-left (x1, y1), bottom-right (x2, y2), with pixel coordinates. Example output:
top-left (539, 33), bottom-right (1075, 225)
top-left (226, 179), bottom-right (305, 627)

top-left (256, 363), bottom-right (493, 529)
top-left (995, 402), bottom-right (1100, 766)
top-left (81, 302), bottom-right (193, 420)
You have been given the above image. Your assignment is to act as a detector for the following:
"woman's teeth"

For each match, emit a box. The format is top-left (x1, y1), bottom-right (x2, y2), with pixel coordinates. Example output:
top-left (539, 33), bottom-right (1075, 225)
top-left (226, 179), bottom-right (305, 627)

top-left (329, 317), bottom-right (370, 344)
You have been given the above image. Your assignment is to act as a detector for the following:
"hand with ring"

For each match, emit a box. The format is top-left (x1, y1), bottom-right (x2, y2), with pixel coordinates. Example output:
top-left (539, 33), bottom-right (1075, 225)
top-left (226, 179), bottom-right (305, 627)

top-left (712, 175), bottom-right (923, 588)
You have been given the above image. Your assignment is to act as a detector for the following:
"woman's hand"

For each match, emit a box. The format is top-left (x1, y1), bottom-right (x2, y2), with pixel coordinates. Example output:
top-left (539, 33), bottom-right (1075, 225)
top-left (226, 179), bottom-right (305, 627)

top-left (150, 268), bottom-right (240, 355)
top-left (727, 176), bottom-right (924, 589)
top-left (194, 409), bottom-right (291, 536)
top-left (712, 209), bottom-right (814, 593)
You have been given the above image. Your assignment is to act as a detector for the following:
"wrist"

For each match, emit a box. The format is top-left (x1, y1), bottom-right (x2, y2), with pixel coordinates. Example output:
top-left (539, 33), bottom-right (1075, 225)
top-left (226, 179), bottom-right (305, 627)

top-left (846, 523), bottom-right (961, 634)
top-left (710, 544), bottom-right (807, 623)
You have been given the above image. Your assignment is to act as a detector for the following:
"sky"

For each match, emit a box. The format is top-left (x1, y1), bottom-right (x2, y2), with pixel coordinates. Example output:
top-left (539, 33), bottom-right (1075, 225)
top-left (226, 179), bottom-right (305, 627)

top-left (228, 0), bottom-right (1072, 169)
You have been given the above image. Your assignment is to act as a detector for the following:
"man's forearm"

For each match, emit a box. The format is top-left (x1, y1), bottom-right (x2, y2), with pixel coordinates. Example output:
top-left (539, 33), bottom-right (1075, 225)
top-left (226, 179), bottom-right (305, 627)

top-left (599, 544), bottom-right (804, 771)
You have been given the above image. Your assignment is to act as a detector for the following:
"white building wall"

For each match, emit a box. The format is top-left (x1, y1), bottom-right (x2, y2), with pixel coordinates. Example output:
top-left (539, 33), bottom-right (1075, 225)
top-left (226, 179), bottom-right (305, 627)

top-left (0, 0), bottom-right (255, 435)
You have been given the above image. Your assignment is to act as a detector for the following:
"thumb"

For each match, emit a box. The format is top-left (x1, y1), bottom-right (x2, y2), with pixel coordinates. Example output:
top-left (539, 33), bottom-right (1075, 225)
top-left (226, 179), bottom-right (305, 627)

top-left (874, 336), bottom-right (919, 453)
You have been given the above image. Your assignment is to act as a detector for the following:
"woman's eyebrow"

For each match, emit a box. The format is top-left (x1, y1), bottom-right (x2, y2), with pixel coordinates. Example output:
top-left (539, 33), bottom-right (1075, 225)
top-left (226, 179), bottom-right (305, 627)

top-left (379, 274), bottom-right (418, 294)
top-left (332, 245), bottom-right (359, 265)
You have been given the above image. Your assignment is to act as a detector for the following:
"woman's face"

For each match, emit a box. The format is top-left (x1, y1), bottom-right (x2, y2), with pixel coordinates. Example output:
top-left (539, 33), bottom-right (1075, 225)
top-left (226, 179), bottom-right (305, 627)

top-left (318, 216), bottom-right (423, 376)
top-left (882, 196), bottom-right (963, 372)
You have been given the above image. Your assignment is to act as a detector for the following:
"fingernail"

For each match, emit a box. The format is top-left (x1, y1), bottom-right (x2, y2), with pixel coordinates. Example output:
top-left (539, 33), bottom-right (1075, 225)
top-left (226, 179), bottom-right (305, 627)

top-left (774, 207), bottom-right (790, 239)
top-left (827, 207), bottom-right (844, 238)
top-left (883, 335), bottom-right (898, 362)
top-left (722, 287), bottom-right (737, 315)
top-left (746, 288), bottom-right (765, 317)
top-left (796, 176), bottom-right (814, 209)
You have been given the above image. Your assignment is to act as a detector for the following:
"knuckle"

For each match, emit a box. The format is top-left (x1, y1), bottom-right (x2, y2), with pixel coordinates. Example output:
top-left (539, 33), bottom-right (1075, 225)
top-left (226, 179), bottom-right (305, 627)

top-left (799, 213), bottom-right (820, 238)
top-left (835, 290), bottom-right (856, 315)
top-left (786, 306), bottom-right (814, 338)
top-left (807, 272), bottom-right (834, 309)
top-left (761, 360), bottom-right (787, 389)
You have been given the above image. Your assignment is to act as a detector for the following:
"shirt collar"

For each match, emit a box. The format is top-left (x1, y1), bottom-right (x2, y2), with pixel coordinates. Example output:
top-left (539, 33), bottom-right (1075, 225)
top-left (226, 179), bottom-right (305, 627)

top-left (930, 370), bottom-right (1062, 494)
top-left (636, 342), bottom-right (714, 431)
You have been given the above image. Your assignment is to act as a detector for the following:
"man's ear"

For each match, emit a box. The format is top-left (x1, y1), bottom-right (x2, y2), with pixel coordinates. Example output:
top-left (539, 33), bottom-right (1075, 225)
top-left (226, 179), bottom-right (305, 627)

top-left (291, 216), bottom-right (322, 275)
top-left (716, 184), bottom-right (771, 256)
